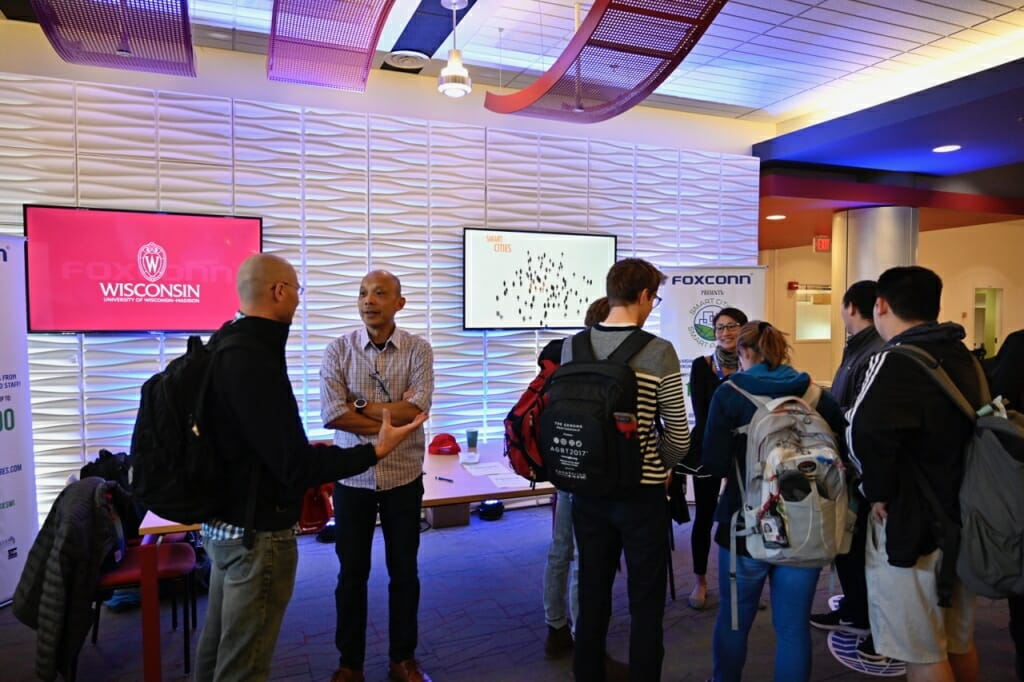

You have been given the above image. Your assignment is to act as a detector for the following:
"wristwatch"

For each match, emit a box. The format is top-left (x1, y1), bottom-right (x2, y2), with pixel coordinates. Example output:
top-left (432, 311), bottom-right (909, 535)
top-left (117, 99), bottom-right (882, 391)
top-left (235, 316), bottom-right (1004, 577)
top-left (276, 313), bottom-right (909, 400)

top-left (353, 399), bottom-right (368, 414)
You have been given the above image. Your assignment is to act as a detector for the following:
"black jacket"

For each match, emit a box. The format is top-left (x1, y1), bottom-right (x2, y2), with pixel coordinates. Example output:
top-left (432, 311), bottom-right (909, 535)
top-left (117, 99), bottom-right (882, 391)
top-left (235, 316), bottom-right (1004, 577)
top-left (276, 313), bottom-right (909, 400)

top-left (985, 328), bottom-right (1024, 409)
top-left (206, 315), bottom-right (378, 531)
top-left (831, 325), bottom-right (884, 410)
top-left (14, 478), bottom-right (124, 681)
top-left (848, 322), bottom-right (984, 566)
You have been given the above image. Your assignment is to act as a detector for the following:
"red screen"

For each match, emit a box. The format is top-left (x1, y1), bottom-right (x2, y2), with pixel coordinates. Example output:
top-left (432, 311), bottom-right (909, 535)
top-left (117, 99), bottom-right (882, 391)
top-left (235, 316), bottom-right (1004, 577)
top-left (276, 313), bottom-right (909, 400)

top-left (25, 205), bottom-right (262, 333)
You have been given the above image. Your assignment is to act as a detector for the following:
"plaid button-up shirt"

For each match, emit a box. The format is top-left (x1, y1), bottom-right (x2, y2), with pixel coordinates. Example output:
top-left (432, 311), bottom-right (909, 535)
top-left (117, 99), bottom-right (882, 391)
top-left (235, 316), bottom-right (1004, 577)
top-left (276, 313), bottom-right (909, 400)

top-left (320, 326), bottom-right (433, 491)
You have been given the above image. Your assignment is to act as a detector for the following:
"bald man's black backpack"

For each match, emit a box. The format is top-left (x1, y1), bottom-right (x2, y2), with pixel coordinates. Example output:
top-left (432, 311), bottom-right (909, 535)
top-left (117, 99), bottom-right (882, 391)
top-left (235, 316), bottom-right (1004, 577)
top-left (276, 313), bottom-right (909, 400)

top-left (130, 328), bottom-right (261, 544)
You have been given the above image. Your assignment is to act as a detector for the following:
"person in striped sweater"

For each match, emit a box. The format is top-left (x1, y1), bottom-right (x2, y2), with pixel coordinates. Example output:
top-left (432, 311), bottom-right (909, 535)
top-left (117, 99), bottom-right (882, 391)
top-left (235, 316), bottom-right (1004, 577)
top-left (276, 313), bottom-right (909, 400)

top-left (568, 257), bottom-right (691, 682)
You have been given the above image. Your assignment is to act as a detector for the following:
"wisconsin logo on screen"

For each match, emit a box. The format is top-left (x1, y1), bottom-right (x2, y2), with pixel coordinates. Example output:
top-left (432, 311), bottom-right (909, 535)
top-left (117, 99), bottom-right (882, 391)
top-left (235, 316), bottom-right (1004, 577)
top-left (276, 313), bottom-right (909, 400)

top-left (137, 242), bottom-right (168, 282)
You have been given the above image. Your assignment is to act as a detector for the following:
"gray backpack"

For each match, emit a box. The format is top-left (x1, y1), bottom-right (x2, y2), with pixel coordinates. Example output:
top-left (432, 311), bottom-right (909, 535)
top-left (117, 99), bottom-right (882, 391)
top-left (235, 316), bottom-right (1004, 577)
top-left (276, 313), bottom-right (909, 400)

top-left (888, 345), bottom-right (1024, 602)
top-left (727, 381), bottom-right (854, 628)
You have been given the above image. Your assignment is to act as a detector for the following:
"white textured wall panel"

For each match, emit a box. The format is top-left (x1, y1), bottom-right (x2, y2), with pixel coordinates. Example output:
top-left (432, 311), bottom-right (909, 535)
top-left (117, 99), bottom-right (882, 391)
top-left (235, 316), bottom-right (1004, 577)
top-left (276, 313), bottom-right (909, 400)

top-left (635, 145), bottom-right (681, 261)
top-left (76, 84), bottom-right (157, 160)
top-left (80, 335), bottom-right (162, 455)
top-left (158, 161), bottom-right (234, 214)
top-left (680, 150), bottom-right (727, 258)
top-left (157, 92), bottom-right (233, 165)
top-left (427, 122), bottom-right (486, 437)
top-left (486, 128), bottom-right (539, 190)
top-left (233, 100), bottom-right (302, 169)
top-left (77, 156), bottom-right (157, 209)
top-left (27, 335), bottom-right (87, 515)
top-left (0, 149), bottom-right (75, 228)
top-left (718, 154), bottom-right (760, 263)
top-left (0, 75), bottom-right (74, 153)
top-left (588, 141), bottom-right (635, 248)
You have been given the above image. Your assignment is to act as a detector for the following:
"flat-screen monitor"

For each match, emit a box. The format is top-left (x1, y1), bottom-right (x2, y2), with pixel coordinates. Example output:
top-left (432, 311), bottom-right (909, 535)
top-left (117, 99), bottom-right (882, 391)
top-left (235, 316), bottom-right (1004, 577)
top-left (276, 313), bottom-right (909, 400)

top-left (463, 228), bottom-right (616, 330)
top-left (24, 205), bottom-right (262, 333)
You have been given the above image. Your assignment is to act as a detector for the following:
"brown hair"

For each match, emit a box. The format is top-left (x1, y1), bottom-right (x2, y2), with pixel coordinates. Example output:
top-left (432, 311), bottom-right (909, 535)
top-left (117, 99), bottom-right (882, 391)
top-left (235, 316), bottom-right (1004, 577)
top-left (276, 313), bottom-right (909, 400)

top-left (606, 258), bottom-right (666, 306)
top-left (737, 321), bottom-right (791, 369)
top-left (584, 297), bottom-right (610, 327)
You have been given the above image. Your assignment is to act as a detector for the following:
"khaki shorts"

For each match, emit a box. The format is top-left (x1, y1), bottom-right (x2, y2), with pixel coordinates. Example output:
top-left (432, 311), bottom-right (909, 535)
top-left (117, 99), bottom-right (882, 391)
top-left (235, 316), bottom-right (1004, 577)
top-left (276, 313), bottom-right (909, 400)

top-left (865, 516), bottom-right (976, 664)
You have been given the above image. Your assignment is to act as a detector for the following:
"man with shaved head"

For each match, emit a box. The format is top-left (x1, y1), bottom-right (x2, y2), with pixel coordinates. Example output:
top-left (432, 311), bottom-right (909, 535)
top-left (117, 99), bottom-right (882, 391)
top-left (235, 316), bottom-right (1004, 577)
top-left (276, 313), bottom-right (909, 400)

top-left (321, 270), bottom-right (434, 682)
top-left (195, 254), bottom-right (428, 682)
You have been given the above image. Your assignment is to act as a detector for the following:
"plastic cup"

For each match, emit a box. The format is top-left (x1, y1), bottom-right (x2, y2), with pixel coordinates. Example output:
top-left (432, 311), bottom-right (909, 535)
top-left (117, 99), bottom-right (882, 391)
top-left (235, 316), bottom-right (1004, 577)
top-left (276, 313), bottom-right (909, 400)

top-left (460, 429), bottom-right (480, 465)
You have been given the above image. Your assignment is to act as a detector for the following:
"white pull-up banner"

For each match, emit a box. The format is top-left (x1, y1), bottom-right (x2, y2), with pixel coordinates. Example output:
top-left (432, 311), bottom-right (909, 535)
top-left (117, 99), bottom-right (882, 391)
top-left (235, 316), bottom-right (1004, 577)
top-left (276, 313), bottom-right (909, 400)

top-left (0, 236), bottom-right (38, 603)
top-left (659, 266), bottom-right (766, 367)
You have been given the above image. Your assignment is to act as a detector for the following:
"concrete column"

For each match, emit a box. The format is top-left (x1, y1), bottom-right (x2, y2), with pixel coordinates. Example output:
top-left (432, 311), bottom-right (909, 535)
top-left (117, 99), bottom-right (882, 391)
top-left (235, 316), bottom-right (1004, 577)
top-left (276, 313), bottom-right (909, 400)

top-left (830, 206), bottom-right (918, 370)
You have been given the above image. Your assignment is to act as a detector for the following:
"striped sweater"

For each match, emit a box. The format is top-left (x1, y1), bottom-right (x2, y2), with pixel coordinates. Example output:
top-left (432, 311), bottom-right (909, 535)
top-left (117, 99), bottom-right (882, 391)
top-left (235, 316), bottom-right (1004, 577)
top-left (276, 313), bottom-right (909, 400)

top-left (561, 324), bottom-right (691, 484)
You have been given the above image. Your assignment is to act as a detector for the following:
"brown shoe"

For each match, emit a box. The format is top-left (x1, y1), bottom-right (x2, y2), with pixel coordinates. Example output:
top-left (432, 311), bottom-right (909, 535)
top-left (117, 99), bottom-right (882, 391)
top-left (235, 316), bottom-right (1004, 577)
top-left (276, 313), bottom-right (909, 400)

top-left (330, 667), bottom-right (365, 682)
top-left (389, 658), bottom-right (432, 682)
top-left (545, 624), bottom-right (574, 659)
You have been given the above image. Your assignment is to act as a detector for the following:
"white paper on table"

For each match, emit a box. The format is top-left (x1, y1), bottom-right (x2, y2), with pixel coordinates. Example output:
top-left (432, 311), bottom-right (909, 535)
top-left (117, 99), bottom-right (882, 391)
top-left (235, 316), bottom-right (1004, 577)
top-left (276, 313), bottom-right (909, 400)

top-left (462, 462), bottom-right (508, 476)
top-left (489, 473), bottom-right (530, 488)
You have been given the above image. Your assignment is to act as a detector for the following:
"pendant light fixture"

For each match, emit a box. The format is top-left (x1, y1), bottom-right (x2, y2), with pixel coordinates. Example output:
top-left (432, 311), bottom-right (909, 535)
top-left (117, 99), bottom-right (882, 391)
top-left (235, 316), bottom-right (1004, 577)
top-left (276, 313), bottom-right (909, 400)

top-left (437, 0), bottom-right (472, 98)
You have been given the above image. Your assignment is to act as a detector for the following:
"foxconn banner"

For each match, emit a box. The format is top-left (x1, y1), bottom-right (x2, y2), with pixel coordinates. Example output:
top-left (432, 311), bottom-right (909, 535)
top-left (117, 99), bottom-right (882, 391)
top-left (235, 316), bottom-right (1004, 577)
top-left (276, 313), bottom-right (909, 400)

top-left (660, 266), bottom-right (766, 367)
top-left (0, 236), bottom-right (37, 603)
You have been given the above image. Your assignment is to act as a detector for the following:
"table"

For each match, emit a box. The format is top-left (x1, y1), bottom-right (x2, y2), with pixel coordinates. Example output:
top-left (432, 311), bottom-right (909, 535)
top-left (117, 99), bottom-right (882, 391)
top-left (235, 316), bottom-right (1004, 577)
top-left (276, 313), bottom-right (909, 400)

top-left (137, 512), bottom-right (201, 682)
top-left (421, 440), bottom-right (553, 526)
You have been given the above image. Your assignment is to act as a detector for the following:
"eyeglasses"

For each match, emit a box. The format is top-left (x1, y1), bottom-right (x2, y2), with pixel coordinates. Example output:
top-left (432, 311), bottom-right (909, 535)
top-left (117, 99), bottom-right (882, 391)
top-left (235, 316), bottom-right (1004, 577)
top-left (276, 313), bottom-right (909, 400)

top-left (369, 371), bottom-right (392, 402)
top-left (277, 281), bottom-right (304, 295)
top-left (715, 322), bottom-right (742, 332)
top-left (652, 295), bottom-right (662, 309)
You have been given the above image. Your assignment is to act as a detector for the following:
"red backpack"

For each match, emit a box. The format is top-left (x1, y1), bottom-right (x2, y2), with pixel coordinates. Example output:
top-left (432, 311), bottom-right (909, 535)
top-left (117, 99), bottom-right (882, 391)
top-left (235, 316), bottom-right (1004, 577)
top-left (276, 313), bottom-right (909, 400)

top-left (504, 356), bottom-right (559, 483)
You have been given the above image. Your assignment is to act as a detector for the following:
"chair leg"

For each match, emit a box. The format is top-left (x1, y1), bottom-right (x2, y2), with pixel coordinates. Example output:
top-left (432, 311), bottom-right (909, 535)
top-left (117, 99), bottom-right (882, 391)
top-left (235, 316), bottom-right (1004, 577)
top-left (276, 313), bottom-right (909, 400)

top-left (189, 571), bottom-right (198, 629)
top-left (182, 577), bottom-right (191, 675)
top-left (171, 586), bottom-right (178, 631)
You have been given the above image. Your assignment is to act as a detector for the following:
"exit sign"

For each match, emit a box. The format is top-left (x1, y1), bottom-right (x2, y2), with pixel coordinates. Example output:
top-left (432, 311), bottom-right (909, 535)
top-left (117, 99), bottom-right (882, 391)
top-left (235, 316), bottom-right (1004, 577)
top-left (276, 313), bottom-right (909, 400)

top-left (813, 235), bottom-right (831, 252)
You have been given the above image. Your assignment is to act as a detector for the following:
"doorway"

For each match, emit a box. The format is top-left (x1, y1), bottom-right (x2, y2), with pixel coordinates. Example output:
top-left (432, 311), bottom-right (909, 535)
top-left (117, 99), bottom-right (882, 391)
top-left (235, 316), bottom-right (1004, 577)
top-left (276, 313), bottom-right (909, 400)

top-left (973, 287), bottom-right (1002, 358)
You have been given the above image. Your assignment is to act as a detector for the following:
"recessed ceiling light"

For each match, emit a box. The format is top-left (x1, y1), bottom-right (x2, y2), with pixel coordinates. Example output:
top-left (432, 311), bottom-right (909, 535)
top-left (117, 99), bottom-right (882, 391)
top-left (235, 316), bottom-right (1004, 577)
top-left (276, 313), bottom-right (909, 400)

top-left (932, 144), bottom-right (961, 153)
top-left (765, 214), bottom-right (786, 221)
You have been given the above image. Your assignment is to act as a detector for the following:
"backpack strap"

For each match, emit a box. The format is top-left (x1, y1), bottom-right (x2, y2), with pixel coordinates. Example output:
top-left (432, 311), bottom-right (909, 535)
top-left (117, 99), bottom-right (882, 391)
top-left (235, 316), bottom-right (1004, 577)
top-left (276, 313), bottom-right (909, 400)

top-left (886, 345), bottom-right (980, 423)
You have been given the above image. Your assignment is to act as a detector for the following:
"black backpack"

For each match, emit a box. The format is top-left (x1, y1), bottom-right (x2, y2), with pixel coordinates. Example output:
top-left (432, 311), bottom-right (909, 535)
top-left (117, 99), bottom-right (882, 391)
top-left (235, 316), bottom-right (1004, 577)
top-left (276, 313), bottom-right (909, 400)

top-left (130, 329), bottom-right (256, 527)
top-left (539, 329), bottom-right (654, 495)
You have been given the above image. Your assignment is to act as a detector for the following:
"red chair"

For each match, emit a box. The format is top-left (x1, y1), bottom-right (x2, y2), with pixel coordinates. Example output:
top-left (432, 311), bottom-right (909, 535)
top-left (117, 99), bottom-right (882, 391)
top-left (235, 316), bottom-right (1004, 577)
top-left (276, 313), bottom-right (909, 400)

top-left (89, 539), bottom-right (198, 674)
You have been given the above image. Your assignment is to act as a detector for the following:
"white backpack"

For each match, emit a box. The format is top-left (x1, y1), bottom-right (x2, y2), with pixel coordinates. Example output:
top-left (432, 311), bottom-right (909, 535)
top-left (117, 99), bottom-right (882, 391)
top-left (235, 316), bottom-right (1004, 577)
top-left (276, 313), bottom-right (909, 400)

top-left (727, 381), bottom-right (855, 628)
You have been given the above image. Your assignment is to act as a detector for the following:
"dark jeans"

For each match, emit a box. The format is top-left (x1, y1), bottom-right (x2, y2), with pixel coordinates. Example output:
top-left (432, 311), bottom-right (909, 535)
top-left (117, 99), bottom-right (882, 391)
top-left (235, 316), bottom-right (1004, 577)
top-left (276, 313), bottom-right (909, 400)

top-left (690, 475), bottom-right (720, 576)
top-left (1010, 594), bottom-right (1024, 681)
top-left (572, 485), bottom-right (668, 682)
top-left (334, 477), bottom-right (423, 669)
top-left (833, 495), bottom-right (869, 626)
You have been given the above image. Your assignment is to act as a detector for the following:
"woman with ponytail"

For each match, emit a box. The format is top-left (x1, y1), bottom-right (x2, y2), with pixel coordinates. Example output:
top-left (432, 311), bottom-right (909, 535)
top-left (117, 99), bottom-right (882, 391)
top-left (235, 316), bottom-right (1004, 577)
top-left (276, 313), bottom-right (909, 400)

top-left (701, 321), bottom-right (845, 682)
top-left (680, 307), bottom-right (748, 610)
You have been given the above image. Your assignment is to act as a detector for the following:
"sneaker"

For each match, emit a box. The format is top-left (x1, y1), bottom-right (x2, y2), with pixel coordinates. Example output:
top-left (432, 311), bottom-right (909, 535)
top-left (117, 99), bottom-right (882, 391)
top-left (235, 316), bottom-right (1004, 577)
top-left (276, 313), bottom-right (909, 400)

top-left (104, 587), bottom-right (141, 612)
top-left (544, 624), bottom-right (573, 659)
top-left (857, 635), bottom-right (887, 662)
top-left (809, 610), bottom-right (870, 635)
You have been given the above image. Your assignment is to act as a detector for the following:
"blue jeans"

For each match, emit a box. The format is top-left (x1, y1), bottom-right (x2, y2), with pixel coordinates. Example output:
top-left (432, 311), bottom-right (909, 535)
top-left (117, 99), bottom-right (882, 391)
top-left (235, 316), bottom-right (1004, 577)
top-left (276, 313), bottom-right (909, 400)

top-left (573, 485), bottom-right (668, 682)
top-left (543, 490), bottom-right (579, 631)
top-left (334, 477), bottom-right (423, 669)
top-left (712, 547), bottom-right (820, 682)
top-left (195, 528), bottom-right (298, 682)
